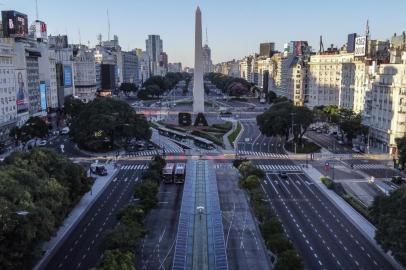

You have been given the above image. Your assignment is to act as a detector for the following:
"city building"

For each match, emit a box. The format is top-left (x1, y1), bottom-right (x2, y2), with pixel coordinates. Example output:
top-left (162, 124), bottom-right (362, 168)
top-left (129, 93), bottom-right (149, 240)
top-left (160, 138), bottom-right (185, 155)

top-left (93, 45), bottom-right (116, 96)
top-left (366, 51), bottom-right (406, 154)
top-left (168, 62), bottom-right (182, 73)
top-left (121, 51), bottom-right (139, 84)
top-left (259, 42), bottom-right (275, 58)
top-left (73, 46), bottom-right (97, 103)
top-left (202, 44), bottom-right (212, 73)
top-left (0, 38), bottom-right (17, 144)
top-left (146, 34), bottom-right (163, 76)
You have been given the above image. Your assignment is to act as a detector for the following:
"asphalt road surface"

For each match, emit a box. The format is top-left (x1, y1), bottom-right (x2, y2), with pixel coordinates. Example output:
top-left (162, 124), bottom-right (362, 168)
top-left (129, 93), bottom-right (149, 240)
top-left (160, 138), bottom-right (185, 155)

top-left (255, 158), bottom-right (395, 270)
top-left (41, 161), bottom-right (147, 270)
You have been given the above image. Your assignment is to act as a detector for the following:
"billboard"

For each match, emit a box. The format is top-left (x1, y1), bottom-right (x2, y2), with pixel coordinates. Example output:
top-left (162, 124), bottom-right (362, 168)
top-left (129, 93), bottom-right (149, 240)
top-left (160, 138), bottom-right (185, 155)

top-left (34, 20), bottom-right (47, 39)
top-left (49, 35), bottom-right (68, 49)
top-left (15, 70), bottom-right (29, 114)
top-left (63, 66), bottom-right (72, 87)
top-left (354, 36), bottom-right (367, 56)
top-left (39, 81), bottom-right (47, 111)
top-left (1, 10), bottom-right (28, 38)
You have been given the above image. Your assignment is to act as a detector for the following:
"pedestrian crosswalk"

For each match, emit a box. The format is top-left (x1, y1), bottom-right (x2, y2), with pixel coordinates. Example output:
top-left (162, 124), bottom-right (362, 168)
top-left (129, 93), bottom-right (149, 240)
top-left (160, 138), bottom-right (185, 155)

top-left (352, 164), bottom-right (388, 170)
top-left (256, 164), bottom-right (302, 171)
top-left (126, 149), bottom-right (184, 157)
top-left (214, 163), bottom-right (233, 169)
top-left (120, 164), bottom-right (148, 170)
top-left (237, 150), bottom-right (288, 158)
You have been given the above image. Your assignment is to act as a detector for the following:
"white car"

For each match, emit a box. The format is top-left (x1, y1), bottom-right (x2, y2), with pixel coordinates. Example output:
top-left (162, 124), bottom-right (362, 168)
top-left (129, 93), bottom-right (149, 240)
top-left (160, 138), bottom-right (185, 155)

top-left (38, 140), bottom-right (47, 147)
top-left (60, 127), bottom-right (70, 135)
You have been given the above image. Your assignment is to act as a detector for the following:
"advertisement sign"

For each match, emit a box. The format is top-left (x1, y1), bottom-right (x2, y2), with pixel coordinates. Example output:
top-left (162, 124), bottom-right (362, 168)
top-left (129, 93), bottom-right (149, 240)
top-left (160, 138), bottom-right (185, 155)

top-left (50, 35), bottom-right (68, 49)
top-left (15, 69), bottom-right (29, 114)
top-left (63, 66), bottom-right (72, 87)
top-left (39, 81), bottom-right (47, 111)
top-left (1, 10), bottom-right (28, 38)
top-left (34, 20), bottom-right (47, 39)
top-left (354, 36), bottom-right (367, 57)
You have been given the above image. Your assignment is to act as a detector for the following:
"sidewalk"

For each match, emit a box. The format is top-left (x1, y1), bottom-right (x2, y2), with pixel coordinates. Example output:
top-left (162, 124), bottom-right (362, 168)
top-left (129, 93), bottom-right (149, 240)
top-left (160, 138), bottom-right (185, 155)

top-left (302, 165), bottom-right (403, 270)
top-left (223, 120), bottom-right (236, 150)
top-left (33, 163), bottom-right (119, 270)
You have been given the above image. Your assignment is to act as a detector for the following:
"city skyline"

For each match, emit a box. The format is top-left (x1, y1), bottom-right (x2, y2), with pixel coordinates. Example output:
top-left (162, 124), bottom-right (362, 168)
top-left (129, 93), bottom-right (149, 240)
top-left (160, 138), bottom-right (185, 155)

top-left (2, 0), bottom-right (406, 67)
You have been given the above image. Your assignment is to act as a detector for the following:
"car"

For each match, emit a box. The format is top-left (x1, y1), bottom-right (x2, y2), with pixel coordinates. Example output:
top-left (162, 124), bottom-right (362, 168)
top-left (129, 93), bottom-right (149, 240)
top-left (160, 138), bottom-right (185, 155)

top-left (90, 163), bottom-right (108, 176)
top-left (311, 126), bottom-right (317, 131)
top-left (37, 140), bottom-right (47, 147)
top-left (337, 140), bottom-right (344, 145)
top-left (316, 129), bottom-right (322, 133)
top-left (60, 127), bottom-right (70, 135)
top-left (147, 144), bottom-right (155, 150)
top-left (279, 171), bottom-right (288, 179)
top-left (352, 147), bottom-right (360, 153)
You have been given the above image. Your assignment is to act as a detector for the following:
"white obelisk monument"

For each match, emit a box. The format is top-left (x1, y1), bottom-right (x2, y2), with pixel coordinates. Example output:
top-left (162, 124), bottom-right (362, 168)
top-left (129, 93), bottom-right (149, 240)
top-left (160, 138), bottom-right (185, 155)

top-left (193, 6), bottom-right (205, 113)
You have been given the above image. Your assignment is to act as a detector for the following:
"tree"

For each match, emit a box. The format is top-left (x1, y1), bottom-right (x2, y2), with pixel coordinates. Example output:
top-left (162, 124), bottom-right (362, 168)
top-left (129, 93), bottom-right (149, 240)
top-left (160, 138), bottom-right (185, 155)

top-left (20, 116), bottom-right (49, 140)
top-left (194, 112), bottom-right (208, 126)
top-left (69, 97), bottom-right (151, 152)
top-left (241, 175), bottom-right (260, 190)
top-left (0, 148), bottom-right (92, 270)
top-left (266, 234), bottom-right (294, 255)
top-left (120, 83), bottom-right (138, 97)
top-left (260, 217), bottom-right (283, 237)
top-left (101, 223), bottom-right (145, 252)
top-left (64, 95), bottom-right (85, 119)
top-left (178, 112), bottom-right (192, 126)
top-left (371, 186), bottom-right (406, 265)
top-left (257, 102), bottom-right (313, 144)
top-left (134, 180), bottom-right (159, 212)
top-left (94, 249), bottom-right (136, 270)
top-left (396, 137), bottom-right (406, 170)
top-left (267, 91), bottom-right (277, 103)
top-left (274, 249), bottom-right (304, 270)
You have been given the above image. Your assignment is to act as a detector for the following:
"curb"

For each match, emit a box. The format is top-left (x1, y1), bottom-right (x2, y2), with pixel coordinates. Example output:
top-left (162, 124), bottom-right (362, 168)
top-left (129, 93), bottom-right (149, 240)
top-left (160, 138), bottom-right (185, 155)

top-left (33, 166), bottom-right (120, 270)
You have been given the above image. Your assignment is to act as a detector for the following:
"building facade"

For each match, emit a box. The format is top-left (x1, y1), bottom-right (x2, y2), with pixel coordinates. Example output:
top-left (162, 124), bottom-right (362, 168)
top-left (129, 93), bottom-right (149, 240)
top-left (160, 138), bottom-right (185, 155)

top-left (73, 47), bottom-right (97, 103)
top-left (122, 51), bottom-right (139, 84)
top-left (146, 35), bottom-right (163, 76)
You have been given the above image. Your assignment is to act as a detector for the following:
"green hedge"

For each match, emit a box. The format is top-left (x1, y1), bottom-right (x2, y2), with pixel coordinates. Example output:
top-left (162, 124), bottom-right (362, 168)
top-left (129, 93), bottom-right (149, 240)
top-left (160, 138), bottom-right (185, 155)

top-left (228, 121), bottom-right (242, 146)
top-left (320, 177), bottom-right (334, 189)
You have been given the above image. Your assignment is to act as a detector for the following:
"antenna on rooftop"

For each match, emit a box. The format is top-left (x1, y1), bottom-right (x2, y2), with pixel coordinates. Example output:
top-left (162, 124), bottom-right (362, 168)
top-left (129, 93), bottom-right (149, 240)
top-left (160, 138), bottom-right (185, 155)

top-left (319, 35), bottom-right (324, 53)
top-left (35, 0), bottom-right (39, 20)
top-left (78, 28), bottom-right (82, 46)
top-left (107, 9), bottom-right (111, 41)
top-left (205, 27), bottom-right (208, 46)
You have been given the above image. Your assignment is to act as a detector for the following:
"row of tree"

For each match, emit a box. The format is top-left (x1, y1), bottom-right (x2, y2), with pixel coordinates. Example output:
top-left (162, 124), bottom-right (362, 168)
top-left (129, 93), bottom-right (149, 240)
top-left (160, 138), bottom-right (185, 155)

top-left (234, 159), bottom-right (304, 270)
top-left (205, 72), bottom-right (253, 97)
top-left (0, 149), bottom-right (93, 270)
top-left (256, 101), bottom-right (367, 146)
top-left (137, 72), bottom-right (191, 99)
top-left (95, 156), bottom-right (166, 269)
top-left (65, 96), bottom-right (151, 152)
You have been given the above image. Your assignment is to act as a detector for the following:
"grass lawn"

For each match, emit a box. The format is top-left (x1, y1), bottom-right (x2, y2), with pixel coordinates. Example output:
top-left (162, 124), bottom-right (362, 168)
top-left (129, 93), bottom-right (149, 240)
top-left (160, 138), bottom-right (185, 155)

top-left (285, 139), bottom-right (321, 153)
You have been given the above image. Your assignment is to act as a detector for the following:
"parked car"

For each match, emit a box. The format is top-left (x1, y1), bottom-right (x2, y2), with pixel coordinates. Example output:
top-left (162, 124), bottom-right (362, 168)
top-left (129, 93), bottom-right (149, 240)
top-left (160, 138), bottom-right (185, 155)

top-left (352, 147), bottom-right (361, 153)
top-left (316, 129), bottom-right (322, 133)
top-left (337, 140), bottom-right (344, 145)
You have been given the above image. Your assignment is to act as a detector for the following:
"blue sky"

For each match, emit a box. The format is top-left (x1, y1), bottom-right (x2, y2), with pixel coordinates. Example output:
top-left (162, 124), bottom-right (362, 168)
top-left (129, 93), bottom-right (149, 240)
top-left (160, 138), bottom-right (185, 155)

top-left (2, 0), bottom-right (406, 66)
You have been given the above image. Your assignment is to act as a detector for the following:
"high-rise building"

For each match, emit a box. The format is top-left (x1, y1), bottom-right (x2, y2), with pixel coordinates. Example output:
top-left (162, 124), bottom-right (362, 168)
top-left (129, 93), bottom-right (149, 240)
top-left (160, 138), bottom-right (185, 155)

top-left (168, 62), bottom-right (182, 73)
top-left (159, 52), bottom-right (168, 70)
top-left (0, 38), bottom-right (17, 144)
top-left (260, 42), bottom-right (275, 58)
top-left (73, 46), bottom-right (97, 103)
top-left (146, 35), bottom-right (163, 75)
top-left (202, 44), bottom-right (212, 73)
top-left (122, 51), bottom-right (139, 84)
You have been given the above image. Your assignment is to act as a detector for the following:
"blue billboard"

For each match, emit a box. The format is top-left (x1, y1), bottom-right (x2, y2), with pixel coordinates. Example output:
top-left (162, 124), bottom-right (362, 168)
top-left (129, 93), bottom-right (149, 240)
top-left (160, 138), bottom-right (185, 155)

top-left (39, 81), bottom-right (47, 111)
top-left (64, 66), bottom-right (72, 87)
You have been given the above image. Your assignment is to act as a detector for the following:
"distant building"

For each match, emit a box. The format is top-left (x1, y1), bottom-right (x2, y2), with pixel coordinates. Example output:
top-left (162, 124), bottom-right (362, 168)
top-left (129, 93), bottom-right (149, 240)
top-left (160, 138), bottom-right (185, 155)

top-left (73, 46), bottom-right (97, 103)
top-left (168, 62), bottom-right (182, 73)
top-left (0, 38), bottom-right (17, 144)
top-left (259, 42), bottom-right (275, 58)
top-left (146, 35), bottom-right (163, 75)
top-left (202, 44), bottom-right (212, 73)
top-left (122, 51), bottom-right (139, 84)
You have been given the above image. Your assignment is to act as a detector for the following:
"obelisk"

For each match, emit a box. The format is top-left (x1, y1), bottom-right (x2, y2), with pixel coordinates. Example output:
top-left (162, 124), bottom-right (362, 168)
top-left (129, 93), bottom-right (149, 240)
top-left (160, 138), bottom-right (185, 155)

top-left (193, 6), bottom-right (205, 113)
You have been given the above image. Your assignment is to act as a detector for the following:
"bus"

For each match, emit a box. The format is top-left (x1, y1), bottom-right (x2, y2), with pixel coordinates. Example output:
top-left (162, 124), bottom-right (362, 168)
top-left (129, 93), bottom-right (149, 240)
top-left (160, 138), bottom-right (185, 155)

top-left (174, 163), bottom-right (186, 184)
top-left (163, 163), bottom-right (175, 183)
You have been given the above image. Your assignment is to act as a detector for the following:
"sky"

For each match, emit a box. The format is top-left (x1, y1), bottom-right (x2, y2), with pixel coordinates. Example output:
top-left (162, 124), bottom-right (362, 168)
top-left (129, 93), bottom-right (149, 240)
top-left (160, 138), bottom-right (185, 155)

top-left (2, 0), bottom-right (406, 67)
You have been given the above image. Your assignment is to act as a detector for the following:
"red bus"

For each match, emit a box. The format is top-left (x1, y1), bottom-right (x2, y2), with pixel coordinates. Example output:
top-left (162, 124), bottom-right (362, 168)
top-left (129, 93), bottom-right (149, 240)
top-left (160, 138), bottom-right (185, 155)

top-left (163, 163), bottom-right (175, 183)
top-left (174, 163), bottom-right (186, 184)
